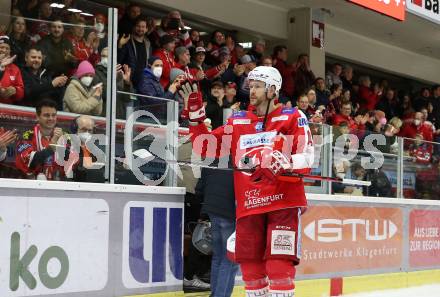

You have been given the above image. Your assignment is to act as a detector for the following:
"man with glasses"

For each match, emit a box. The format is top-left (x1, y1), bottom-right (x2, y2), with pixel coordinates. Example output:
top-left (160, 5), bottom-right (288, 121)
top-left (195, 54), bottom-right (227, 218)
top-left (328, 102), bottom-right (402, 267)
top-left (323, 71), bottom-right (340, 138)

top-left (333, 101), bottom-right (356, 130)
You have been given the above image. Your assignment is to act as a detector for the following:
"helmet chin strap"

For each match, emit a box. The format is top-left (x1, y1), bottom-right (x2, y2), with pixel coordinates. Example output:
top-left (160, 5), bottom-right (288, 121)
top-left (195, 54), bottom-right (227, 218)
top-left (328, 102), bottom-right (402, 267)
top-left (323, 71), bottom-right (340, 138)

top-left (261, 90), bottom-right (276, 131)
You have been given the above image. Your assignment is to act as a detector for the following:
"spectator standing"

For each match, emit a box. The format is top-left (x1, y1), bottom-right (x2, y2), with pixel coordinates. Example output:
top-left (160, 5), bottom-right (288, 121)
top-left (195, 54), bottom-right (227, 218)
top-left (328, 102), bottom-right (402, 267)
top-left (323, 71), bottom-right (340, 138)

top-left (206, 30), bottom-right (225, 65)
top-left (261, 56), bottom-right (273, 67)
top-left (67, 20), bottom-right (100, 65)
top-left (376, 89), bottom-right (398, 120)
top-left (341, 65), bottom-right (354, 92)
top-left (189, 29), bottom-right (203, 48)
top-left (358, 75), bottom-right (380, 111)
top-left (272, 45), bottom-right (295, 103)
top-left (92, 47), bottom-right (135, 118)
top-left (332, 101), bottom-right (356, 130)
top-left (236, 54), bottom-right (257, 103)
top-left (117, 17), bottom-right (151, 90)
top-left (314, 77), bottom-right (330, 107)
top-left (325, 63), bottom-right (342, 88)
top-left (397, 94), bottom-right (415, 120)
top-left (22, 47), bottom-right (68, 107)
top-left (7, 16), bottom-right (32, 68)
top-left (153, 34), bottom-right (176, 88)
top-left (414, 87), bottom-right (431, 112)
top-left (63, 60), bottom-right (103, 115)
top-left (205, 80), bottom-right (227, 129)
top-left (294, 54), bottom-right (315, 98)
top-left (399, 111), bottom-right (434, 142)
top-left (248, 39), bottom-right (266, 62)
top-left (0, 36), bottom-right (24, 104)
top-left (38, 19), bottom-right (77, 76)
top-left (197, 162), bottom-right (239, 297)
top-left (15, 99), bottom-right (68, 180)
top-left (29, 0), bottom-right (53, 42)
top-left (118, 3), bottom-right (141, 36)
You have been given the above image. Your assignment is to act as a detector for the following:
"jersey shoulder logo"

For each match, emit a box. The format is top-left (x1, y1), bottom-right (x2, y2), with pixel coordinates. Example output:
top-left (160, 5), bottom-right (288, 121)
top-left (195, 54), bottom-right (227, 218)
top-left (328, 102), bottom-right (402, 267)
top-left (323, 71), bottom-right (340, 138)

top-left (298, 117), bottom-right (308, 127)
top-left (17, 142), bottom-right (32, 153)
top-left (231, 111), bottom-right (247, 118)
top-left (22, 130), bottom-right (34, 140)
top-left (281, 107), bottom-right (296, 115)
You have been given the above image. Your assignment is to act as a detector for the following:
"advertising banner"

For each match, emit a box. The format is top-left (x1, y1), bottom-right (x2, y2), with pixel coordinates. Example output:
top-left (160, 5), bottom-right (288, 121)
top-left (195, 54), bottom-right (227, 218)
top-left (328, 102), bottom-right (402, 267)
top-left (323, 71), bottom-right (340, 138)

top-left (349, 0), bottom-right (406, 21)
top-left (407, 0), bottom-right (440, 24)
top-left (121, 201), bottom-right (183, 289)
top-left (0, 197), bottom-right (109, 296)
top-left (297, 205), bottom-right (403, 275)
top-left (409, 209), bottom-right (440, 268)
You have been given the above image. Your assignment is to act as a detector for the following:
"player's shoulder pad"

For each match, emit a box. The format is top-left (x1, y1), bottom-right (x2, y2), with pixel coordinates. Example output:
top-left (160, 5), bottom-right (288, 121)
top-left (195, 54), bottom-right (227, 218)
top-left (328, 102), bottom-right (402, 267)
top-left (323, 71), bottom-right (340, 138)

top-left (231, 110), bottom-right (247, 118)
top-left (22, 130), bottom-right (34, 140)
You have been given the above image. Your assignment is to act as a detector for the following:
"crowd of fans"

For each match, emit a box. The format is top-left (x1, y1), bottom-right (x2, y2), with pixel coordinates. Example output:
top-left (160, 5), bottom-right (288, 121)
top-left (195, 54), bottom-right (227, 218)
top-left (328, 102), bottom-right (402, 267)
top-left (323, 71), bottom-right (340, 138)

top-left (1, 0), bottom-right (440, 294)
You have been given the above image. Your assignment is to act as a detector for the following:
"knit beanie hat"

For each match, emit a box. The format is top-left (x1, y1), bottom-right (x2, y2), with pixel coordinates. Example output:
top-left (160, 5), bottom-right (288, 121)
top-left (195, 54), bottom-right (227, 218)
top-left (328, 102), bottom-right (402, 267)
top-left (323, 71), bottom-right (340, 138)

top-left (170, 68), bottom-right (185, 83)
top-left (147, 56), bottom-right (161, 66)
top-left (75, 60), bottom-right (95, 78)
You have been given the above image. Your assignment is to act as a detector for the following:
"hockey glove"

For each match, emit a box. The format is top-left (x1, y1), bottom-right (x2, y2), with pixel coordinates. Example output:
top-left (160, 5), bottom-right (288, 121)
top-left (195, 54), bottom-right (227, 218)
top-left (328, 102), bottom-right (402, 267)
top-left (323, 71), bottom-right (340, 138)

top-left (179, 81), bottom-right (206, 123)
top-left (250, 149), bottom-right (291, 183)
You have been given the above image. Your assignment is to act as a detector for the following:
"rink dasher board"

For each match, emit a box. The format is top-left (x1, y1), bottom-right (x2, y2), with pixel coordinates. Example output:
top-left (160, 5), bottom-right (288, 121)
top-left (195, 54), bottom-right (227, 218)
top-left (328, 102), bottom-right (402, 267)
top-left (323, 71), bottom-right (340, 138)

top-left (0, 178), bottom-right (185, 297)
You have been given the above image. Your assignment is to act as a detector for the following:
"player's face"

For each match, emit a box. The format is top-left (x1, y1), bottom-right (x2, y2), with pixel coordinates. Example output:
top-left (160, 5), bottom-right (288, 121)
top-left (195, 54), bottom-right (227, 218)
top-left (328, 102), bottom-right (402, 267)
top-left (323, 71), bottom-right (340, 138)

top-left (249, 80), bottom-right (267, 107)
top-left (37, 107), bottom-right (57, 130)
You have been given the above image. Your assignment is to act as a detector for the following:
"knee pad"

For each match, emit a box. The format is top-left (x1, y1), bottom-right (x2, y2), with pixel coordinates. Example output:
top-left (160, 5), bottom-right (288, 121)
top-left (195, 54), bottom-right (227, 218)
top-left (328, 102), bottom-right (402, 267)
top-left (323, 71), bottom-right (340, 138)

top-left (241, 261), bottom-right (268, 290)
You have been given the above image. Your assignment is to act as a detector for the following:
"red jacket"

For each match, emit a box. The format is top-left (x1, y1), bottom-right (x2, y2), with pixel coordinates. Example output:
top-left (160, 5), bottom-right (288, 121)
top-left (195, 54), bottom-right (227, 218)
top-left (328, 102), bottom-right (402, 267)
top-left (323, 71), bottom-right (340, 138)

top-left (358, 85), bottom-right (379, 110)
top-left (153, 48), bottom-right (176, 88)
top-left (0, 63), bottom-right (24, 104)
top-left (66, 34), bottom-right (100, 65)
top-left (399, 121), bottom-right (434, 142)
top-left (189, 106), bottom-right (314, 219)
top-left (332, 113), bottom-right (357, 130)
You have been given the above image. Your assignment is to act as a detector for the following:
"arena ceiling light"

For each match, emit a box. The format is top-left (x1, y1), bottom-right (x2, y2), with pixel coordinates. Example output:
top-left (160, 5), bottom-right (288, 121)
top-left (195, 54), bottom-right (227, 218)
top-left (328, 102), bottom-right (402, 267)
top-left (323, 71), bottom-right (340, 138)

top-left (80, 12), bottom-right (94, 17)
top-left (68, 8), bottom-right (83, 13)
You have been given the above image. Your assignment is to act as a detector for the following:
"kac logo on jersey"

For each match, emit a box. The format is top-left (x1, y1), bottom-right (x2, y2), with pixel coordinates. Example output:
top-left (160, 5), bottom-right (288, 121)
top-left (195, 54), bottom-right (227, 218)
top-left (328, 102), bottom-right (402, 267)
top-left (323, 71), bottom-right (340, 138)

top-left (298, 117), bottom-right (308, 127)
top-left (123, 202), bottom-right (183, 289)
top-left (255, 122), bottom-right (263, 132)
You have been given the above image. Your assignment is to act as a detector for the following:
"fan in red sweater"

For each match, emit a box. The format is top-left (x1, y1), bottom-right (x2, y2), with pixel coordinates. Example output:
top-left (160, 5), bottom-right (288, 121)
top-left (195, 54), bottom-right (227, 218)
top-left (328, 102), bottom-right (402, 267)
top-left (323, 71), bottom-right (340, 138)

top-left (0, 36), bottom-right (24, 104)
top-left (332, 101), bottom-right (357, 130)
top-left (358, 75), bottom-right (380, 110)
top-left (174, 46), bottom-right (222, 82)
top-left (399, 112), bottom-right (434, 143)
top-left (153, 34), bottom-right (176, 88)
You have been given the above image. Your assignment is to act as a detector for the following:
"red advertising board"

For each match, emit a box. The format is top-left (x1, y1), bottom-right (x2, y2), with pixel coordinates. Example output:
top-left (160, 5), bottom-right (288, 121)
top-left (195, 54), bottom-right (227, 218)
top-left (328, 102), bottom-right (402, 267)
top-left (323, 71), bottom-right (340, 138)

top-left (409, 209), bottom-right (440, 268)
top-left (349, 0), bottom-right (406, 21)
top-left (298, 205), bottom-right (403, 275)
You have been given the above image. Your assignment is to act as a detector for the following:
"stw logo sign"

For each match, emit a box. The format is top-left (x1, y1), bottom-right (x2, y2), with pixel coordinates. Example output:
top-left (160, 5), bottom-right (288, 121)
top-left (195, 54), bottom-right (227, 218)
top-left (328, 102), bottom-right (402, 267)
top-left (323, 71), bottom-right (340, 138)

top-left (407, 0), bottom-right (440, 24)
top-left (349, 0), bottom-right (406, 21)
top-left (304, 219), bottom-right (398, 242)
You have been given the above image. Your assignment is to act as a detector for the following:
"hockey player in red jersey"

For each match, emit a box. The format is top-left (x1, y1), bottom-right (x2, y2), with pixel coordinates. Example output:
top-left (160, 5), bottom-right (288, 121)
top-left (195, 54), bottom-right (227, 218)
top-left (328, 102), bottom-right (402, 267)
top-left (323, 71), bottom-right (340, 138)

top-left (179, 66), bottom-right (314, 297)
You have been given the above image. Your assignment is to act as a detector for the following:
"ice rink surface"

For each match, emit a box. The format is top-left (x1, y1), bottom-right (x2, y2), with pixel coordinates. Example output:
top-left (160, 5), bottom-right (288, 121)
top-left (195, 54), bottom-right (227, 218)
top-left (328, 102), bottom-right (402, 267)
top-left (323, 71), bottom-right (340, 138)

top-left (342, 284), bottom-right (440, 297)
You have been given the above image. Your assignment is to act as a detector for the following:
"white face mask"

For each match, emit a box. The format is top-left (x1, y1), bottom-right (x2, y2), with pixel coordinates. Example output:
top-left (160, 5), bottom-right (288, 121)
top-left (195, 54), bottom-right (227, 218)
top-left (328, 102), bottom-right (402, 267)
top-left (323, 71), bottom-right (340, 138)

top-left (152, 66), bottom-right (163, 79)
top-left (414, 119), bottom-right (421, 126)
top-left (100, 57), bottom-right (108, 68)
top-left (80, 76), bottom-right (93, 87)
top-left (78, 132), bottom-right (92, 144)
top-left (95, 22), bottom-right (105, 33)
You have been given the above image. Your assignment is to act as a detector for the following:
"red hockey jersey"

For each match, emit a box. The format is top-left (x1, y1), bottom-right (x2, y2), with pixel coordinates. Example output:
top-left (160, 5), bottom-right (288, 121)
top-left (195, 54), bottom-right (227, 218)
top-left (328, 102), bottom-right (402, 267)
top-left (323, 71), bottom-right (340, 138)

top-left (190, 106), bottom-right (314, 219)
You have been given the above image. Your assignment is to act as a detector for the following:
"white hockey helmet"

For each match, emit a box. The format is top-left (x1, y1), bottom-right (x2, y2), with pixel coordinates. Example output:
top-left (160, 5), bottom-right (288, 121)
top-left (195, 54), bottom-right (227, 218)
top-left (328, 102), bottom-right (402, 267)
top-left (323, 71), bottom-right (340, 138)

top-left (247, 66), bottom-right (282, 95)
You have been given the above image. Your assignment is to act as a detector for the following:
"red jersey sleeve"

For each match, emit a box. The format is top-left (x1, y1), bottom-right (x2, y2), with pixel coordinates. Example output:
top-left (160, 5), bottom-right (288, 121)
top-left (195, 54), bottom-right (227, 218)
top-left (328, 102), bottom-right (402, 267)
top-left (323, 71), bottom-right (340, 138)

top-left (288, 113), bottom-right (314, 175)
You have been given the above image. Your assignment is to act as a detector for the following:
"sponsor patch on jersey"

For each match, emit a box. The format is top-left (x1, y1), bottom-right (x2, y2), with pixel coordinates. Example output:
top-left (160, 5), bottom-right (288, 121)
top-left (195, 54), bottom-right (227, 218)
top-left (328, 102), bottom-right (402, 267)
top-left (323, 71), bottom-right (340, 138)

top-left (255, 122), bottom-right (263, 132)
top-left (233, 119), bottom-right (251, 125)
top-left (271, 230), bottom-right (296, 256)
top-left (298, 117), bottom-right (308, 127)
top-left (271, 115), bottom-right (288, 122)
top-left (17, 143), bottom-right (32, 153)
top-left (281, 107), bottom-right (295, 115)
top-left (239, 131), bottom-right (277, 149)
top-left (231, 111), bottom-right (247, 118)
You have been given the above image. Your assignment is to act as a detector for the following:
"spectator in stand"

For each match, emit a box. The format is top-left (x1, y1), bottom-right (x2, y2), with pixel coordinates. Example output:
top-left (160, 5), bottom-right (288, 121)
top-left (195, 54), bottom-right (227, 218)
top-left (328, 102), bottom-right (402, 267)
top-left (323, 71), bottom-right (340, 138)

top-left (38, 19), bottom-right (77, 77)
top-left (294, 53), bottom-right (315, 98)
top-left (67, 19), bottom-right (100, 65)
top-left (178, 46), bottom-right (223, 82)
top-left (342, 89), bottom-right (351, 102)
top-left (63, 60), bottom-right (103, 115)
top-left (29, 0), bottom-right (53, 43)
top-left (399, 111), bottom-right (434, 143)
top-left (224, 81), bottom-right (240, 109)
top-left (414, 87), bottom-right (431, 112)
top-left (22, 47), bottom-right (68, 107)
top-left (358, 75), bottom-right (380, 111)
top-left (137, 56), bottom-right (178, 102)
top-left (118, 3), bottom-right (141, 36)
top-left (0, 36), bottom-right (24, 104)
top-left (314, 77), bottom-right (330, 107)
top-left (397, 93), bottom-right (415, 120)
top-left (261, 56), bottom-right (273, 67)
top-left (224, 36), bottom-right (237, 65)
top-left (325, 83), bottom-right (343, 120)
top-left (14, 0), bottom-right (39, 19)
top-left (149, 11), bottom-right (192, 50)
top-left (189, 47), bottom-right (209, 71)
top-left (352, 109), bottom-right (370, 143)
top-left (92, 47), bottom-right (134, 117)
top-left (206, 30), bottom-right (225, 65)
top-left (431, 85), bottom-right (440, 125)
top-left (205, 80), bottom-right (227, 129)
top-left (15, 99), bottom-right (68, 180)
top-left (236, 54), bottom-right (257, 103)
top-left (296, 94), bottom-right (310, 114)
top-left (248, 39), bottom-right (265, 62)
top-left (376, 88), bottom-right (398, 120)
top-left (117, 17), bottom-right (151, 90)
top-left (341, 65), bottom-right (354, 92)
top-left (233, 43), bottom-right (245, 65)
top-left (332, 101), bottom-right (356, 130)
top-left (325, 63), bottom-right (342, 88)
top-left (0, 128), bottom-right (17, 162)
top-left (153, 34), bottom-right (176, 88)
top-left (189, 29), bottom-right (203, 48)
top-left (272, 45), bottom-right (295, 103)
top-left (7, 16), bottom-right (31, 68)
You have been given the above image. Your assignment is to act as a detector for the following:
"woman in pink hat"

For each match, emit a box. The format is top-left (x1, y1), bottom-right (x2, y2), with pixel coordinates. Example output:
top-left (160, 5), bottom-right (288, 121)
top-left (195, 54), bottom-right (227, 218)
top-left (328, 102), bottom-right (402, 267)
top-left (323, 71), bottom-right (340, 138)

top-left (63, 60), bottom-right (103, 115)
